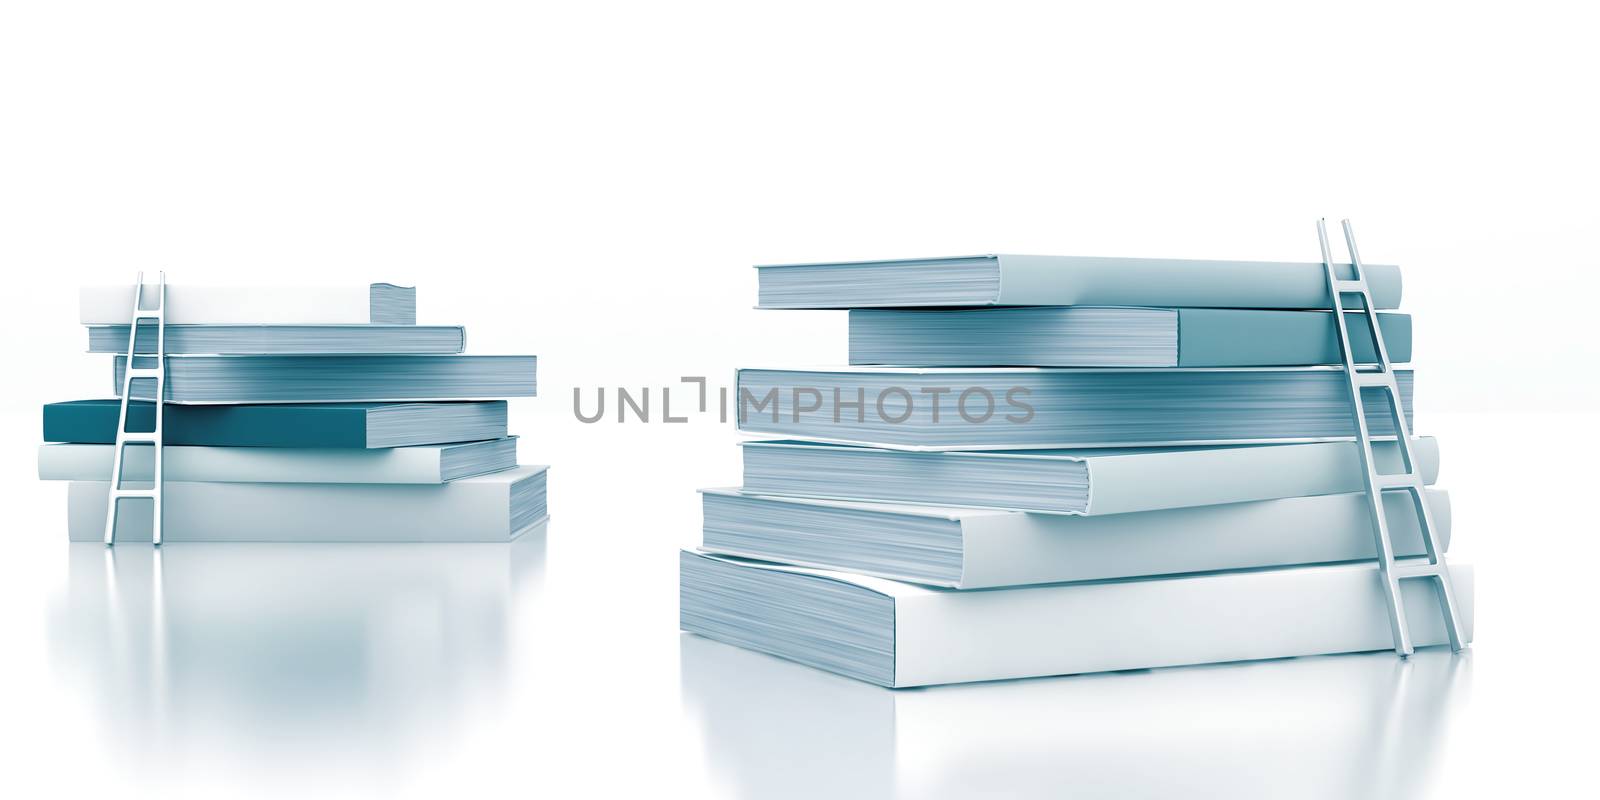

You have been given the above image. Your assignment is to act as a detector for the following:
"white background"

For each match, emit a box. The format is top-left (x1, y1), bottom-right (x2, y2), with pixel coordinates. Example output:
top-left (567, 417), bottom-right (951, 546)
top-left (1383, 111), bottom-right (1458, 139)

top-left (2, 1), bottom-right (1597, 797)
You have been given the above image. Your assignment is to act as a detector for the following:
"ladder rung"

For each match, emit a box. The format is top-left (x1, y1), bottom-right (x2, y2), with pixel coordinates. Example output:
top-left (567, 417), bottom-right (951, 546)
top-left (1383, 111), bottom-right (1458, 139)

top-left (1332, 279), bottom-right (1368, 294)
top-left (125, 367), bottom-right (164, 378)
top-left (1351, 371), bottom-right (1394, 389)
top-left (110, 488), bottom-right (158, 499)
top-left (131, 311), bottom-right (164, 318)
top-left (1391, 562), bottom-right (1447, 581)
top-left (1375, 473), bottom-right (1422, 490)
top-left (116, 433), bottom-right (159, 444)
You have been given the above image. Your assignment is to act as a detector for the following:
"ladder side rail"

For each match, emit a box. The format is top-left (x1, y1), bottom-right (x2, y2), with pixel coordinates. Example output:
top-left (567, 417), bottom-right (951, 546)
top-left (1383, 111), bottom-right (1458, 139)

top-left (150, 274), bottom-right (165, 545)
top-left (1319, 221), bottom-right (1414, 655)
top-left (104, 273), bottom-right (145, 545)
top-left (1339, 220), bottom-right (1418, 475)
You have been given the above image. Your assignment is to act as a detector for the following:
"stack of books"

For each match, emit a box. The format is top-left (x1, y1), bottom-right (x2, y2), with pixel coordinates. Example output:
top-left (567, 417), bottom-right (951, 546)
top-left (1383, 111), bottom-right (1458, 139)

top-left (39, 282), bottom-right (547, 542)
top-left (681, 254), bottom-right (1475, 687)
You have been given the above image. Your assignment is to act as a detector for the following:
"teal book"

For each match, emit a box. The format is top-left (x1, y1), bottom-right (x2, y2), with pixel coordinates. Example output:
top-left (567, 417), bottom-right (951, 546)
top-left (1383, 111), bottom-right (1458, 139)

top-left (43, 399), bottom-right (508, 448)
top-left (848, 308), bottom-right (1411, 367)
top-left (757, 254), bottom-right (1402, 310)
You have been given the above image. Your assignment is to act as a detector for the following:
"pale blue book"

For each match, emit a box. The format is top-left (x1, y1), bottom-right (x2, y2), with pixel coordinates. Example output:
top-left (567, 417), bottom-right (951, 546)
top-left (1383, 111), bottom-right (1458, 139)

top-left (700, 487), bottom-right (1450, 589)
top-left (90, 324), bottom-right (466, 355)
top-left (38, 437), bottom-right (517, 484)
top-left (757, 254), bottom-right (1401, 309)
top-left (115, 354), bottom-right (537, 404)
top-left (680, 551), bottom-right (1474, 687)
top-left (736, 366), bottom-right (1413, 449)
top-left (740, 437), bottom-right (1439, 515)
top-left (849, 307), bottom-right (1411, 367)
top-left (69, 465), bottom-right (547, 542)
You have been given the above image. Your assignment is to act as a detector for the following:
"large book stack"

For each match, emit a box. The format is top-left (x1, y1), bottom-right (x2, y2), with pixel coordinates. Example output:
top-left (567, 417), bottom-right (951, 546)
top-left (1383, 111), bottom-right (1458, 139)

top-left (40, 282), bottom-right (547, 542)
top-left (682, 254), bottom-right (1475, 687)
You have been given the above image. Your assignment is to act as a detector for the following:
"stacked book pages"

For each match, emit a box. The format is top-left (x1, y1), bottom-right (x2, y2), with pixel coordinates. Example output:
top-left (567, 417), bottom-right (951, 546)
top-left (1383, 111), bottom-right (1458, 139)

top-left (40, 282), bottom-right (547, 542)
top-left (681, 254), bottom-right (1474, 687)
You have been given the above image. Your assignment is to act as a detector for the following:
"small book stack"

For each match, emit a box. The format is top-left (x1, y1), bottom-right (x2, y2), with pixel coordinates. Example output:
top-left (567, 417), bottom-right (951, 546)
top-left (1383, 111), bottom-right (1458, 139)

top-left (40, 282), bottom-right (547, 543)
top-left (681, 254), bottom-right (1474, 687)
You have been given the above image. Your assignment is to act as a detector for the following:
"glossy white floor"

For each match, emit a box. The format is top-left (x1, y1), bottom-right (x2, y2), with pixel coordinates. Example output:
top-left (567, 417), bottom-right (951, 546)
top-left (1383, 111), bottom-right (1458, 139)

top-left (1, 409), bottom-right (1593, 798)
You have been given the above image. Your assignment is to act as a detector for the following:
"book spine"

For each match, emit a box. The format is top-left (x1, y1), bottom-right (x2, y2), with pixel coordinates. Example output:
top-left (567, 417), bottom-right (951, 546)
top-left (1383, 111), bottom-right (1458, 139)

top-left (958, 488), bottom-right (1450, 589)
top-left (1176, 310), bottom-right (1412, 366)
top-left (1083, 437), bottom-right (1439, 515)
top-left (994, 255), bottom-right (1403, 309)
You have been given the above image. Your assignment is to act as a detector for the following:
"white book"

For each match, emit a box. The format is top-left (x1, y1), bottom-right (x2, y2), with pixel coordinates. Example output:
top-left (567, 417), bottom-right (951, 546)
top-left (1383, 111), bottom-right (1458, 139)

top-left (701, 487), bottom-right (1451, 589)
top-left (756, 254), bottom-right (1402, 309)
top-left (68, 465), bottom-right (547, 542)
top-left (741, 437), bottom-right (1440, 515)
top-left (38, 437), bottom-right (517, 484)
top-left (79, 282), bottom-right (415, 325)
top-left (680, 551), bottom-right (1474, 687)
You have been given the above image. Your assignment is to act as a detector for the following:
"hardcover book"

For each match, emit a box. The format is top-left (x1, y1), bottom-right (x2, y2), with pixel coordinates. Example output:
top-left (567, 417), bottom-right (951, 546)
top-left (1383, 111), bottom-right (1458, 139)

top-left (89, 324), bottom-right (466, 355)
top-left (680, 550), bottom-right (1474, 687)
top-left (700, 487), bottom-right (1450, 588)
top-left (848, 307), bottom-right (1411, 367)
top-left (736, 366), bottom-right (1414, 449)
top-left (43, 399), bottom-right (509, 448)
top-left (70, 465), bottom-right (548, 543)
top-left (756, 254), bottom-right (1402, 310)
top-left (739, 437), bottom-right (1439, 515)
top-left (80, 282), bottom-right (416, 324)
top-left (39, 437), bottom-right (517, 484)
top-left (114, 354), bottom-right (537, 404)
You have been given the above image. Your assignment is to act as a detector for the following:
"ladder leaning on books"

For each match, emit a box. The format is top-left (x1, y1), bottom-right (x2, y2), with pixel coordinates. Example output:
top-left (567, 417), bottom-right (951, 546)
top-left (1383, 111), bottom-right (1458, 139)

top-left (1318, 219), bottom-right (1464, 655)
top-left (104, 272), bottom-right (167, 546)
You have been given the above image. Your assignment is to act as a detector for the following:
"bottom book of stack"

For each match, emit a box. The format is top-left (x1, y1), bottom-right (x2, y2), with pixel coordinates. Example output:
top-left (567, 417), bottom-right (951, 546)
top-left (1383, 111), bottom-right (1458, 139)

top-left (68, 465), bottom-right (548, 543)
top-left (680, 550), bottom-right (1475, 688)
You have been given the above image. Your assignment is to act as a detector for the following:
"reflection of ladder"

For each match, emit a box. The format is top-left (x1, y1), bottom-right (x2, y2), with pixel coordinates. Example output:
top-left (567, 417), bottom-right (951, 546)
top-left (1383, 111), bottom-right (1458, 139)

top-left (1317, 220), bottom-right (1463, 655)
top-left (104, 272), bottom-right (167, 546)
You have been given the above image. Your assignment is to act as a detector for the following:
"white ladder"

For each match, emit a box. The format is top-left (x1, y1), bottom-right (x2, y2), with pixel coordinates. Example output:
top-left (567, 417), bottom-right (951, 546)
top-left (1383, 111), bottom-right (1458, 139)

top-left (1317, 219), bottom-right (1464, 655)
top-left (104, 272), bottom-right (168, 546)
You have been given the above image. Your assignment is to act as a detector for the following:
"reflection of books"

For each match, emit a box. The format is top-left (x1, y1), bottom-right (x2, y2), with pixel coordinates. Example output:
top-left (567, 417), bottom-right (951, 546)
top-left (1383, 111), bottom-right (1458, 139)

top-left (680, 550), bottom-right (1474, 688)
top-left (115, 354), bottom-right (537, 404)
top-left (848, 307), bottom-right (1411, 367)
top-left (43, 399), bottom-right (509, 448)
top-left (70, 465), bottom-right (548, 542)
top-left (52, 536), bottom-right (544, 756)
top-left (737, 367), bottom-right (1412, 449)
top-left (700, 488), bottom-right (1450, 589)
top-left (39, 437), bottom-right (517, 484)
top-left (680, 634), bottom-right (1467, 800)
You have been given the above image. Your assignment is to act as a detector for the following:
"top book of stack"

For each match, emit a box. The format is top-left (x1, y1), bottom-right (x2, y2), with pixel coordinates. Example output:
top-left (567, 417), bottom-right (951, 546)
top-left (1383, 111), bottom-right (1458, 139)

top-left (755, 254), bottom-right (1400, 309)
top-left (78, 282), bottom-right (535, 404)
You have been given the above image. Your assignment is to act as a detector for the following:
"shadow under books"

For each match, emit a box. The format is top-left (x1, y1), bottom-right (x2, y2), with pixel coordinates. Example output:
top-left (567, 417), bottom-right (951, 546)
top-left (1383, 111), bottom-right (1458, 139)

top-left (680, 633), bottom-right (1470, 800)
top-left (47, 527), bottom-right (547, 764)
